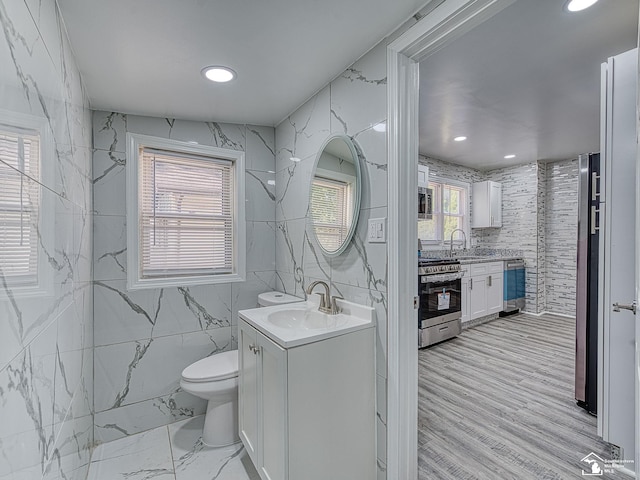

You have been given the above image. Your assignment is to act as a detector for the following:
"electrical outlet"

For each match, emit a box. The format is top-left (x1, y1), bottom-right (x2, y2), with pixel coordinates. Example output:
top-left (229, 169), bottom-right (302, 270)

top-left (368, 217), bottom-right (386, 243)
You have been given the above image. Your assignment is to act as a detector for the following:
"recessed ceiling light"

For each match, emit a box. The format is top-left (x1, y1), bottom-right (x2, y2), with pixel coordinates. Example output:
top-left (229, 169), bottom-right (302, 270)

top-left (454, 136), bottom-right (467, 142)
top-left (504, 154), bottom-right (516, 159)
top-left (202, 66), bottom-right (236, 83)
top-left (565, 0), bottom-right (598, 12)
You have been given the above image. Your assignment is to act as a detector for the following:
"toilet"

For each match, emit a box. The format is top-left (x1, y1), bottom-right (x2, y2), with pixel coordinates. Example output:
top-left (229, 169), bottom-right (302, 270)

top-left (180, 291), bottom-right (303, 447)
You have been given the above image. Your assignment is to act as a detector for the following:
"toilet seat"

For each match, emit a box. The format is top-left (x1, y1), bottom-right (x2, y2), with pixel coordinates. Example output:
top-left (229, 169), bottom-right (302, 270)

top-left (181, 350), bottom-right (238, 383)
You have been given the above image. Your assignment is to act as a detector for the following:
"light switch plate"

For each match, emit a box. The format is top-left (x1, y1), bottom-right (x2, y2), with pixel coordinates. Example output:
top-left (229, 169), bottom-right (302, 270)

top-left (368, 217), bottom-right (386, 243)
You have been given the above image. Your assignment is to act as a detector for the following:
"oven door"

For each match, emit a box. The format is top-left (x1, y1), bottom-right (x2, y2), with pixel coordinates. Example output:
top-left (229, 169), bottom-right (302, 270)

top-left (419, 275), bottom-right (462, 328)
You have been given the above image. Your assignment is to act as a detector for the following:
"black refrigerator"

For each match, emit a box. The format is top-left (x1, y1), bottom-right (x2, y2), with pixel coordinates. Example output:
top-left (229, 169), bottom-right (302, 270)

top-left (575, 152), bottom-right (600, 415)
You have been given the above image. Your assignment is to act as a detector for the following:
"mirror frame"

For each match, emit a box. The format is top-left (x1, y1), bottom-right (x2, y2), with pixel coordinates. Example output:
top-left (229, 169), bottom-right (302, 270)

top-left (308, 134), bottom-right (362, 257)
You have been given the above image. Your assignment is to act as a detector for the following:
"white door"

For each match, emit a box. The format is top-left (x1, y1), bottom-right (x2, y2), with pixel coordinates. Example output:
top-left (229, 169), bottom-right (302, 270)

top-left (600, 48), bottom-right (637, 472)
top-left (469, 276), bottom-right (487, 320)
top-left (258, 331), bottom-right (288, 480)
top-left (486, 273), bottom-right (503, 315)
top-left (238, 321), bottom-right (259, 465)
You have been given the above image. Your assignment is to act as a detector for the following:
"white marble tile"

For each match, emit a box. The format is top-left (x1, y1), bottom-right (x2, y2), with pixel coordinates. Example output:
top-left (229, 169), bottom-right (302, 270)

top-left (275, 86), bottom-right (330, 171)
top-left (127, 115), bottom-right (246, 151)
top-left (230, 271), bottom-right (277, 325)
top-left (87, 426), bottom-right (175, 480)
top-left (169, 416), bottom-right (260, 480)
top-left (93, 280), bottom-right (232, 346)
top-left (331, 207), bottom-right (388, 293)
top-left (353, 125), bottom-right (388, 210)
top-left (246, 170), bottom-right (276, 222)
top-left (92, 111), bottom-right (127, 154)
top-left (275, 219), bottom-right (306, 283)
top-left (94, 328), bottom-right (232, 412)
top-left (94, 391), bottom-right (207, 444)
top-left (330, 41), bottom-right (387, 136)
top-left (275, 153), bottom-right (315, 222)
top-left (246, 221), bottom-right (276, 272)
top-left (302, 221), bottom-right (331, 283)
top-left (245, 125), bottom-right (275, 172)
top-left (93, 215), bottom-right (127, 281)
top-left (92, 149), bottom-right (126, 216)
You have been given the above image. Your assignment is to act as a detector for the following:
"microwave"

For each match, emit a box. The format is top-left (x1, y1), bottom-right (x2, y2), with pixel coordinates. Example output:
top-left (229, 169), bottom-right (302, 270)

top-left (418, 186), bottom-right (433, 220)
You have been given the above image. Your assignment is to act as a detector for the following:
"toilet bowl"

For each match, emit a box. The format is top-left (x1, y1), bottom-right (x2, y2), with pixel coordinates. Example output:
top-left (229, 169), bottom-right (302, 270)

top-left (180, 291), bottom-right (303, 447)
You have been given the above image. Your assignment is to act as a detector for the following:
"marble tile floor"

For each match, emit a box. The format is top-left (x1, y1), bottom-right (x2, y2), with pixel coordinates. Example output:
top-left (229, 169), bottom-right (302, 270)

top-left (87, 416), bottom-right (260, 480)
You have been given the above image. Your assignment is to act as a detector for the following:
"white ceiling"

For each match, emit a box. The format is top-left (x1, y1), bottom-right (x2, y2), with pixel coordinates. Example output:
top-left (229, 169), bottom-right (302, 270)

top-left (57, 0), bottom-right (429, 126)
top-left (418, 0), bottom-right (638, 170)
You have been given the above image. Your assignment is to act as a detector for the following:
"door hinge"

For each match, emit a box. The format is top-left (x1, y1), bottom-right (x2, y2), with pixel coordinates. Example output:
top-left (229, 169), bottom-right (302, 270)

top-left (414, 296), bottom-right (420, 310)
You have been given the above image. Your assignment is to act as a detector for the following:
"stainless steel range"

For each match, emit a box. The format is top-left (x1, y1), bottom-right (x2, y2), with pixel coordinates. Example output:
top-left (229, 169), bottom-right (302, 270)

top-left (418, 258), bottom-right (463, 348)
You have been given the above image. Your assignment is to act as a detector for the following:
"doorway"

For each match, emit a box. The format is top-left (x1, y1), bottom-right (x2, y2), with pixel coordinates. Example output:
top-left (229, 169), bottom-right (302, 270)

top-left (385, 0), bottom-right (640, 478)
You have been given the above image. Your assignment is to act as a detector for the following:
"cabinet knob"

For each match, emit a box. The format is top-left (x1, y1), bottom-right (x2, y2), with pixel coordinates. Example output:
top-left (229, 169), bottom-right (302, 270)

top-left (249, 344), bottom-right (260, 354)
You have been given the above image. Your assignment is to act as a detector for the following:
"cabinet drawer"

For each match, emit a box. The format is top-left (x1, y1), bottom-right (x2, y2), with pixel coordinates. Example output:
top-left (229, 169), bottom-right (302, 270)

top-left (470, 261), bottom-right (502, 276)
top-left (420, 318), bottom-right (461, 345)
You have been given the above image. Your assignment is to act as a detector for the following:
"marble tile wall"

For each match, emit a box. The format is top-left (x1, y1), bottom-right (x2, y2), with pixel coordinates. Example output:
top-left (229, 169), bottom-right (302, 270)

top-left (544, 159), bottom-right (578, 316)
top-left (274, 40), bottom-right (389, 477)
top-left (479, 162), bottom-right (545, 313)
top-left (0, 1), bottom-right (93, 479)
top-left (92, 111), bottom-right (277, 442)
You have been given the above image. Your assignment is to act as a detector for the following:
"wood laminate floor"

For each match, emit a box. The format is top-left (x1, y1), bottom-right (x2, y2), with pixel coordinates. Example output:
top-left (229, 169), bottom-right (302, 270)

top-left (418, 313), bottom-right (629, 480)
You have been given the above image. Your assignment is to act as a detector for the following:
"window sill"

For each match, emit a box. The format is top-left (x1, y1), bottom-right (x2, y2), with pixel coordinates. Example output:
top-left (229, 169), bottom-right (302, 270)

top-left (127, 272), bottom-right (245, 291)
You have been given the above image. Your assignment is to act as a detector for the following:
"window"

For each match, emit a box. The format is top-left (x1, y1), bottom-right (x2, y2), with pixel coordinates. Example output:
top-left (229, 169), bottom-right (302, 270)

top-left (127, 134), bottom-right (245, 289)
top-left (310, 176), bottom-right (353, 251)
top-left (0, 126), bottom-right (40, 285)
top-left (0, 110), bottom-right (52, 298)
top-left (418, 177), bottom-right (469, 247)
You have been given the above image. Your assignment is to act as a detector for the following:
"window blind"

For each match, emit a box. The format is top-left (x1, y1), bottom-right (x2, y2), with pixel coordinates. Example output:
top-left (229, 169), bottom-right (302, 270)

top-left (139, 147), bottom-right (234, 278)
top-left (310, 176), bottom-right (352, 251)
top-left (0, 126), bottom-right (40, 285)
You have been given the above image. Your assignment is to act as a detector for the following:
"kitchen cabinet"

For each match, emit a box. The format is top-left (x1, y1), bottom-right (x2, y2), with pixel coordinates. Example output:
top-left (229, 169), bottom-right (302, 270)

top-left (472, 181), bottom-right (502, 228)
top-left (461, 261), bottom-right (504, 322)
top-left (238, 318), bottom-right (375, 480)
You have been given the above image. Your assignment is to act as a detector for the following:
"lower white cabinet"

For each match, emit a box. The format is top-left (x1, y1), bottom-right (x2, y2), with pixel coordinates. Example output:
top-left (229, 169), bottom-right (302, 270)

top-left (238, 318), bottom-right (375, 480)
top-left (461, 261), bottom-right (504, 322)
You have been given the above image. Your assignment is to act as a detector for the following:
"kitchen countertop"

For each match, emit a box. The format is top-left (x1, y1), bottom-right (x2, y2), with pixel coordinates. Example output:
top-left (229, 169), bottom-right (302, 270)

top-left (457, 256), bottom-right (524, 265)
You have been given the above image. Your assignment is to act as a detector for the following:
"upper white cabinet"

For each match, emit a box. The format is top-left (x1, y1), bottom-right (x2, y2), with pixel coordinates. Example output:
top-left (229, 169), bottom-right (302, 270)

top-left (418, 164), bottom-right (429, 188)
top-left (472, 181), bottom-right (502, 228)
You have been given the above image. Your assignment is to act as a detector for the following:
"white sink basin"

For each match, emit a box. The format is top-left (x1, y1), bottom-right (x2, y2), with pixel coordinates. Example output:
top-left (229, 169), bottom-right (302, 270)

top-left (268, 309), bottom-right (348, 330)
top-left (238, 295), bottom-right (375, 348)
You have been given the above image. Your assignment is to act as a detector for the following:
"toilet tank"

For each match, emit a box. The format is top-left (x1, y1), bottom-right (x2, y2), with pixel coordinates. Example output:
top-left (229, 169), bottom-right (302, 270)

top-left (257, 291), bottom-right (304, 307)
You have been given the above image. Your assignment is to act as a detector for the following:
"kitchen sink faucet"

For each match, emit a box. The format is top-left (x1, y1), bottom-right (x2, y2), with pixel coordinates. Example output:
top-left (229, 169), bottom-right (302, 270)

top-left (449, 228), bottom-right (467, 258)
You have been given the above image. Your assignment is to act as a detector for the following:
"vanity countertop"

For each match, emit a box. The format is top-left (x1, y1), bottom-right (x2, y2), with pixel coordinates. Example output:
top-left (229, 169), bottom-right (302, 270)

top-left (238, 294), bottom-right (375, 349)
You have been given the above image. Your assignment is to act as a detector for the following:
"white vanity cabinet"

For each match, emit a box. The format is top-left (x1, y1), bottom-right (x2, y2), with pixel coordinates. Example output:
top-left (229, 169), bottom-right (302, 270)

top-left (238, 317), bottom-right (375, 480)
top-left (472, 181), bottom-right (502, 228)
top-left (461, 261), bottom-right (504, 322)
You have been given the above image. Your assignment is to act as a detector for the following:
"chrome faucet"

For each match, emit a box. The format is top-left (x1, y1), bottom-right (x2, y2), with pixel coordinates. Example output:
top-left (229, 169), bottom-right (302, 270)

top-left (449, 228), bottom-right (467, 258)
top-left (305, 280), bottom-right (342, 314)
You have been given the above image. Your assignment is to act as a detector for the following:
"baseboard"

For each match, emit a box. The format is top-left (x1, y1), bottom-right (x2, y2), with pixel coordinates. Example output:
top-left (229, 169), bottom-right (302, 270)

top-left (520, 310), bottom-right (575, 319)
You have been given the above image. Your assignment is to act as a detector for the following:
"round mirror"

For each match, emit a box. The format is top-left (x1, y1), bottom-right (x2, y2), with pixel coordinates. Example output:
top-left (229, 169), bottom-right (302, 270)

top-left (308, 134), bottom-right (362, 257)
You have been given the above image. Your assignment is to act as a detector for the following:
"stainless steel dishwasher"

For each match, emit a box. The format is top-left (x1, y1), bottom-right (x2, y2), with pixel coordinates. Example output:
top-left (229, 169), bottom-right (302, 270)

top-left (503, 259), bottom-right (525, 313)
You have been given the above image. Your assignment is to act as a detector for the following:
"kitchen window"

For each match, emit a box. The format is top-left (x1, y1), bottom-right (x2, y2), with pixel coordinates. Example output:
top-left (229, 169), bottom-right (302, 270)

top-left (126, 134), bottom-right (245, 289)
top-left (418, 177), bottom-right (469, 248)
